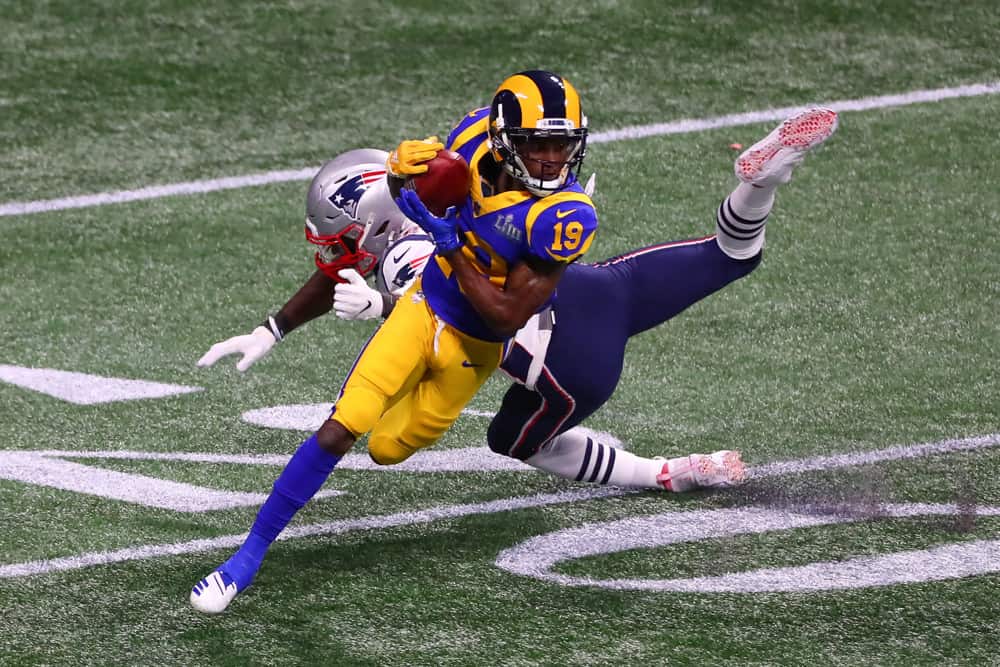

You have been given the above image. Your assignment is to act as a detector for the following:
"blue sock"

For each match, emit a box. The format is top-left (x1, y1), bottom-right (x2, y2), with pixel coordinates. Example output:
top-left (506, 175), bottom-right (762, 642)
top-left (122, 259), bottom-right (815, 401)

top-left (221, 433), bottom-right (341, 590)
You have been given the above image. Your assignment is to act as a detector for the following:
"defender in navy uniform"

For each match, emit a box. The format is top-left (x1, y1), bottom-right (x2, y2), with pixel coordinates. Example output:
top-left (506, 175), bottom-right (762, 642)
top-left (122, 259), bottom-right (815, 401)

top-left (492, 107), bottom-right (838, 490)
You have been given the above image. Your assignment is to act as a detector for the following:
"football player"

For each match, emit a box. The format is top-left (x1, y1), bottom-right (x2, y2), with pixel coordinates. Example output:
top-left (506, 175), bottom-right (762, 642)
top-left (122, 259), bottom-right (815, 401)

top-left (192, 70), bottom-right (601, 613)
top-left (191, 105), bottom-right (838, 614)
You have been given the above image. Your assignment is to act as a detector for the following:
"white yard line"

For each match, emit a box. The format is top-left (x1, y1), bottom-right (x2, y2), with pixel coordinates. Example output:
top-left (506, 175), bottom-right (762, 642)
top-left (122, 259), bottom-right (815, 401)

top-left (1, 431), bottom-right (997, 579)
top-left (2, 81), bottom-right (998, 218)
top-left (0, 487), bottom-right (624, 579)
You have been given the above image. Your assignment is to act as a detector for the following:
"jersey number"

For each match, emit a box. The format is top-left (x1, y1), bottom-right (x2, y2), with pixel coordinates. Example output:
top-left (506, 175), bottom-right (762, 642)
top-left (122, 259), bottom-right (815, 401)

top-left (552, 221), bottom-right (584, 251)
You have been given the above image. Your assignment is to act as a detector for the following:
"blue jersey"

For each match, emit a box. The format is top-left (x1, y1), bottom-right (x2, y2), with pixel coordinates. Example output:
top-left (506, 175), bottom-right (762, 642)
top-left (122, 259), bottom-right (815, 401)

top-left (420, 107), bottom-right (599, 342)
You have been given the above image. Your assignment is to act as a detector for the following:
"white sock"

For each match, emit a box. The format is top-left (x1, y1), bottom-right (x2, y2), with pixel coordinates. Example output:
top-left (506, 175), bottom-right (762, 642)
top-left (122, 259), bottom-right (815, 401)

top-left (715, 182), bottom-right (775, 260)
top-left (524, 428), bottom-right (664, 489)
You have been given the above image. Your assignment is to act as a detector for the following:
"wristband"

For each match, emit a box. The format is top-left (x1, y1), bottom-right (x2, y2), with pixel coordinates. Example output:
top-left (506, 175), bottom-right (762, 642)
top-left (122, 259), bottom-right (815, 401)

top-left (260, 314), bottom-right (287, 341)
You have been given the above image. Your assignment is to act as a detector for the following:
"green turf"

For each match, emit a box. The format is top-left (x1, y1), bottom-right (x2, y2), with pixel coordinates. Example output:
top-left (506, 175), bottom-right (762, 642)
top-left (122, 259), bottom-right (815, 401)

top-left (2, 1), bottom-right (999, 665)
top-left (3, 0), bottom-right (998, 201)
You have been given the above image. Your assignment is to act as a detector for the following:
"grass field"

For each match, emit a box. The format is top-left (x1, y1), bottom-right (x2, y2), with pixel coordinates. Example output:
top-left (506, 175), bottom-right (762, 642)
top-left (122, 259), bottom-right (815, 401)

top-left (2, 1), bottom-right (999, 665)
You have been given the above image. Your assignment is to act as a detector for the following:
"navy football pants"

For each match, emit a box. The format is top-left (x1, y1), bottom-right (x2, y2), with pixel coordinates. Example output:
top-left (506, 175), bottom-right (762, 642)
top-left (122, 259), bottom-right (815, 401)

top-left (489, 235), bottom-right (761, 460)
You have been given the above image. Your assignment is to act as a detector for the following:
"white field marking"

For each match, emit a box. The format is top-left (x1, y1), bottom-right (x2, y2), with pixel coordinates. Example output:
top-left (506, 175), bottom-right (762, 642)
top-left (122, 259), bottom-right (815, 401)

top-left (0, 450), bottom-right (343, 511)
top-left (240, 403), bottom-right (496, 432)
top-left (35, 445), bottom-right (535, 473)
top-left (0, 365), bottom-right (202, 405)
top-left (0, 167), bottom-right (317, 217)
top-left (0, 431), bottom-right (997, 579)
top-left (495, 503), bottom-right (1000, 593)
top-left (589, 81), bottom-right (1000, 143)
top-left (2, 81), bottom-right (998, 218)
top-left (749, 432), bottom-right (1000, 479)
top-left (0, 487), bottom-right (624, 579)
top-left (30, 423), bottom-right (624, 475)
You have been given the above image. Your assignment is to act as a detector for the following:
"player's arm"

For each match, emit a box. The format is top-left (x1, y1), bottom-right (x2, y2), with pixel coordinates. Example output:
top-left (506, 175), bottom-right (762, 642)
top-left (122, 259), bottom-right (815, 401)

top-left (441, 249), bottom-right (566, 338)
top-left (393, 188), bottom-right (565, 336)
top-left (274, 269), bottom-right (339, 330)
top-left (395, 187), bottom-right (596, 338)
top-left (197, 269), bottom-right (336, 372)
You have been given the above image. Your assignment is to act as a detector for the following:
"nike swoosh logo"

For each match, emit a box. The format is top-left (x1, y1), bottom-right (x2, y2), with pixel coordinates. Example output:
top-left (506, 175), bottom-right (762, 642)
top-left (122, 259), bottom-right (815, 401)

top-left (461, 360), bottom-right (483, 368)
top-left (393, 251), bottom-right (408, 263)
top-left (366, 299), bottom-right (374, 313)
top-left (555, 208), bottom-right (578, 219)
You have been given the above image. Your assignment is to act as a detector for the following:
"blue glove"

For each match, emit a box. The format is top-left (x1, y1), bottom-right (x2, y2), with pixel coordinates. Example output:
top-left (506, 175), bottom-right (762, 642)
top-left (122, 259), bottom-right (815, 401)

top-left (395, 188), bottom-right (462, 253)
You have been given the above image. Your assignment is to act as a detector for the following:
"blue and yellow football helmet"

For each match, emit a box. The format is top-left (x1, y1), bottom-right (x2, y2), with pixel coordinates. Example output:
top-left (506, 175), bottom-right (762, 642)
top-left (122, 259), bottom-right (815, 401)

top-left (488, 70), bottom-right (588, 197)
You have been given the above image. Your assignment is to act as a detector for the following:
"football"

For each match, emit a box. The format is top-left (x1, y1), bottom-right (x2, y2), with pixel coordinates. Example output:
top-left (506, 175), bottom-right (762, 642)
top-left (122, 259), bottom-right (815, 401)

top-left (406, 149), bottom-right (470, 216)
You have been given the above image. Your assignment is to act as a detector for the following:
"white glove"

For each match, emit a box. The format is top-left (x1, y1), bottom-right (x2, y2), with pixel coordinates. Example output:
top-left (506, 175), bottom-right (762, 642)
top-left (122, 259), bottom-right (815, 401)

top-left (584, 172), bottom-right (596, 197)
top-left (196, 326), bottom-right (277, 372)
top-left (334, 268), bottom-right (383, 320)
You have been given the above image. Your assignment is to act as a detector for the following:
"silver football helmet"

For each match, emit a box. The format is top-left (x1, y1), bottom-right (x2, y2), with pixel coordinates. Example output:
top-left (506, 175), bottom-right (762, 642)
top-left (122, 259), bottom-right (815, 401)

top-left (305, 148), bottom-right (407, 281)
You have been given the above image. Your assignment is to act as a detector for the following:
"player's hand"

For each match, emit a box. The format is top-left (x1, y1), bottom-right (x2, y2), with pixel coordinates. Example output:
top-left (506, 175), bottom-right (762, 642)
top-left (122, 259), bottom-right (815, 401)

top-left (386, 136), bottom-right (444, 177)
top-left (196, 326), bottom-right (276, 372)
top-left (334, 269), bottom-right (382, 320)
top-left (584, 172), bottom-right (596, 197)
top-left (394, 188), bottom-right (461, 253)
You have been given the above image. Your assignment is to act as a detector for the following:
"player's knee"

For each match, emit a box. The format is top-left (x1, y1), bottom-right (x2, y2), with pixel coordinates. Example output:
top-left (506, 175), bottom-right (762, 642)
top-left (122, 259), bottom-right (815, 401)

top-left (368, 435), bottom-right (417, 465)
top-left (486, 420), bottom-right (517, 458)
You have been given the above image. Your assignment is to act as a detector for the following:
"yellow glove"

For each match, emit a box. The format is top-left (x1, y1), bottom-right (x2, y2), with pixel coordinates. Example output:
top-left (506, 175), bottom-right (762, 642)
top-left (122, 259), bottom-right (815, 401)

top-left (386, 136), bottom-right (444, 177)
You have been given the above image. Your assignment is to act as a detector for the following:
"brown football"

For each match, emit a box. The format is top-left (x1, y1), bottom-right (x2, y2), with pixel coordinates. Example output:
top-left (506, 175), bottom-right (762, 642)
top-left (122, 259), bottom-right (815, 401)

top-left (406, 149), bottom-right (470, 216)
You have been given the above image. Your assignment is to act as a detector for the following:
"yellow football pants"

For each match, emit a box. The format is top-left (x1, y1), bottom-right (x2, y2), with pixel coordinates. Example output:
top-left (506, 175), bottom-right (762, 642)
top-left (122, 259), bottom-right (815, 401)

top-left (330, 279), bottom-right (502, 465)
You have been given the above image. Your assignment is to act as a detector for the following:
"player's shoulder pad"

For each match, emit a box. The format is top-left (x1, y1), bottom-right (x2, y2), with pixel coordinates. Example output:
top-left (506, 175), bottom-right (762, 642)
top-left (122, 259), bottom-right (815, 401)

top-left (446, 107), bottom-right (489, 153)
top-left (377, 234), bottom-right (436, 296)
top-left (525, 190), bottom-right (598, 263)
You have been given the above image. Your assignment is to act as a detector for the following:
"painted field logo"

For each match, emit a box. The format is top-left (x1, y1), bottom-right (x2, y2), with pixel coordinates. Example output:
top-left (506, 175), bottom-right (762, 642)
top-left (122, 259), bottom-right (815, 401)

top-left (495, 504), bottom-right (1000, 592)
top-left (1, 429), bottom-right (999, 589)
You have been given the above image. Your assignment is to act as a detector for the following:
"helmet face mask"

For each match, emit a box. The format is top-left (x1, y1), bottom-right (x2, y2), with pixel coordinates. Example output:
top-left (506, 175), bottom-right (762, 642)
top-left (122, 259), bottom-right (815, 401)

top-left (504, 127), bottom-right (586, 190)
top-left (304, 149), bottom-right (406, 281)
top-left (489, 70), bottom-right (588, 197)
top-left (306, 220), bottom-right (377, 279)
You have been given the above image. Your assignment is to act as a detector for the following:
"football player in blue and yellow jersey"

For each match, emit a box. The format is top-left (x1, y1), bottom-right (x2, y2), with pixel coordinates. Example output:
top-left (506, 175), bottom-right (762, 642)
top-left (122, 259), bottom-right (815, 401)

top-left (392, 70), bottom-right (597, 342)
top-left (191, 70), bottom-right (599, 613)
top-left (342, 70), bottom-right (597, 467)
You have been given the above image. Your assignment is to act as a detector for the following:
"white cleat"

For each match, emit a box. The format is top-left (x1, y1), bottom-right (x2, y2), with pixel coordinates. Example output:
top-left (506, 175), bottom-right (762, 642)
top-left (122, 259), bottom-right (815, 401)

top-left (657, 450), bottom-right (746, 492)
top-left (691, 450), bottom-right (746, 488)
top-left (735, 107), bottom-right (838, 186)
top-left (190, 570), bottom-right (239, 614)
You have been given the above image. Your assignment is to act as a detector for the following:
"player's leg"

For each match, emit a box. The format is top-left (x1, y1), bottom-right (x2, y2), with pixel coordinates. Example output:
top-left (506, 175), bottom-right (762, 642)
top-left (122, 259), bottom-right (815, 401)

top-left (191, 288), bottom-right (433, 614)
top-left (368, 322), bottom-right (502, 464)
top-left (491, 274), bottom-right (740, 491)
top-left (718, 107), bottom-right (838, 259)
top-left (491, 246), bottom-right (751, 490)
top-left (528, 427), bottom-right (745, 491)
top-left (618, 108), bottom-right (838, 336)
top-left (489, 381), bottom-right (746, 491)
top-left (491, 270), bottom-right (628, 464)
top-left (606, 236), bottom-right (761, 337)
top-left (190, 419), bottom-right (352, 614)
